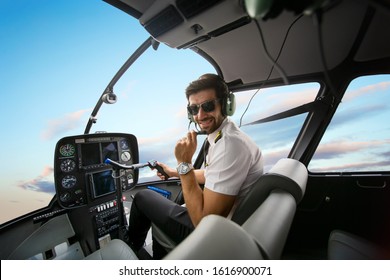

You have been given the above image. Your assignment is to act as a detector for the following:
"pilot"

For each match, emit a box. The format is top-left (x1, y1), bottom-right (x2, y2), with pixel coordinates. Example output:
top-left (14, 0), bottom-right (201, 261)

top-left (128, 73), bottom-right (263, 259)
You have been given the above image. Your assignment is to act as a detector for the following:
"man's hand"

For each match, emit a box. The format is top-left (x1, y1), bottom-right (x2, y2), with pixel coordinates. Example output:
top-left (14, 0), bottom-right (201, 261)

top-left (175, 130), bottom-right (198, 163)
top-left (154, 162), bottom-right (177, 180)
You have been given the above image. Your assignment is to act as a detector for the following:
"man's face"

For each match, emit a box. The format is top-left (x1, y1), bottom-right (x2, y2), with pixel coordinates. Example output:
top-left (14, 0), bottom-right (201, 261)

top-left (188, 89), bottom-right (225, 134)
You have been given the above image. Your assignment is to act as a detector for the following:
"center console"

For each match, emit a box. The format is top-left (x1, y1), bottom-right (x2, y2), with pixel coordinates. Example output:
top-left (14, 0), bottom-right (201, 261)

top-left (54, 133), bottom-right (139, 249)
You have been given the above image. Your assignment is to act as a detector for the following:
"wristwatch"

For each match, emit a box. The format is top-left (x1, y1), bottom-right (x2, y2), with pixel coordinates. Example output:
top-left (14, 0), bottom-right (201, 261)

top-left (177, 162), bottom-right (194, 175)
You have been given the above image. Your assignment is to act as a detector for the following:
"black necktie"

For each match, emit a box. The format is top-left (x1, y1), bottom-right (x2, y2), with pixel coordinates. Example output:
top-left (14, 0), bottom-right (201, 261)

top-left (203, 139), bottom-right (210, 167)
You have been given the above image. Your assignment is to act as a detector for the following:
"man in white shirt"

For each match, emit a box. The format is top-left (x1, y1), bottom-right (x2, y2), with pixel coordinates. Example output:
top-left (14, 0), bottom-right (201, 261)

top-left (128, 74), bottom-right (263, 258)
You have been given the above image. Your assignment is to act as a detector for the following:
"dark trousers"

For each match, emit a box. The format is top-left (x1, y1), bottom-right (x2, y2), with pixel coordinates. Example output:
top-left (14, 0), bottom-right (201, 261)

top-left (128, 189), bottom-right (195, 258)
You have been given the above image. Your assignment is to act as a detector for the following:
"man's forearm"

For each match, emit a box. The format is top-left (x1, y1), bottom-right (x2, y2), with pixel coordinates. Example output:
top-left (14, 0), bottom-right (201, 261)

top-left (179, 170), bottom-right (204, 226)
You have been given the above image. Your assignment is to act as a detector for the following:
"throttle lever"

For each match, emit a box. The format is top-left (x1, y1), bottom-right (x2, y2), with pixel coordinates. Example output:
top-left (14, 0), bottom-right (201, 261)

top-left (105, 158), bottom-right (148, 170)
top-left (148, 160), bottom-right (170, 180)
top-left (105, 158), bottom-right (170, 180)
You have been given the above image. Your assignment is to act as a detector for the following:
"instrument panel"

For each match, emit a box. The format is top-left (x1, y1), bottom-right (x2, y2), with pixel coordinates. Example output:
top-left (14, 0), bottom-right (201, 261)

top-left (54, 133), bottom-right (139, 209)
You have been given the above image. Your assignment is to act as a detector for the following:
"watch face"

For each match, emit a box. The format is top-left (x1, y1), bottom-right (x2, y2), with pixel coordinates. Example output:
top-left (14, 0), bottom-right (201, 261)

top-left (178, 162), bottom-right (192, 175)
top-left (180, 165), bottom-right (188, 173)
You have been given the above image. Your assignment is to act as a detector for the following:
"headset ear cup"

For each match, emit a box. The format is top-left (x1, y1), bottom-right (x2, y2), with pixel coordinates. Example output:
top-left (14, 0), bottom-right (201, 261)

top-left (226, 93), bottom-right (236, 116)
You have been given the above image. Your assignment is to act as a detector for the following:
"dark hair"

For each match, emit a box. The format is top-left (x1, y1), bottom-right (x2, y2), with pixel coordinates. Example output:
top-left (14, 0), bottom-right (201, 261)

top-left (185, 73), bottom-right (229, 101)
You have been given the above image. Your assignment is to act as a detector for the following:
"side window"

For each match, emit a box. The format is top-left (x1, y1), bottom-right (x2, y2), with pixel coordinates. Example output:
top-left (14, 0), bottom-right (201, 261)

top-left (138, 82), bottom-right (320, 181)
top-left (232, 83), bottom-right (320, 171)
top-left (309, 75), bottom-right (390, 173)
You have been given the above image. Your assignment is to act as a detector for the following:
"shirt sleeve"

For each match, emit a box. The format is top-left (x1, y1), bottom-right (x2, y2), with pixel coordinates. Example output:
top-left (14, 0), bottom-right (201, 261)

top-left (204, 135), bottom-right (251, 196)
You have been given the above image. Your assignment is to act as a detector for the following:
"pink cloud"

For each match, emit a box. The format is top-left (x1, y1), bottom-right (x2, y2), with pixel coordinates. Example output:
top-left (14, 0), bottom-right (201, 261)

top-left (314, 139), bottom-right (390, 159)
top-left (343, 81), bottom-right (390, 102)
top-left (18, 166), bottom-right (55, 194)
top-left (41, 109), bottom-right (91, 140)
top-left (41, 166), bottom-right (54, 177)
top-left (236, 86), bottom-right (318, 124)
top-left (309, 160), bottom-right (390, 172)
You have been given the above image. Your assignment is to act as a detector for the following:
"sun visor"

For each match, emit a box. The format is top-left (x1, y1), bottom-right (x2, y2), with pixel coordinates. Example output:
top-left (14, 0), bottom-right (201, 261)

top-left (139, 0), bottom-right (248, 48)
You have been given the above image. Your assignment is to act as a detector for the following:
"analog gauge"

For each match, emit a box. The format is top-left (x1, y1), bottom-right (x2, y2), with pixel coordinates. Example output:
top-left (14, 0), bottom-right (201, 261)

top-left (121, 151), bottom-right (131, 162)
top-left (120, 140), bottom-right (129, 150)
top-left (61, 175), bottom-right (77, 189)
top-left (60, 159), bottom-right (76, 172)
top-left (59, 143), bottom-right (75, 157)
top-left (59, 192), bottom-right (71, 202)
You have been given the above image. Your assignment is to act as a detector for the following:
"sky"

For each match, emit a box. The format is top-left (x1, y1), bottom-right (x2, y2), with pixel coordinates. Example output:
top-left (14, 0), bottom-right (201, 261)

top-left (0, 0), bottom-right (214, 223)
top-left (1, 0), bottom-right (389, 224)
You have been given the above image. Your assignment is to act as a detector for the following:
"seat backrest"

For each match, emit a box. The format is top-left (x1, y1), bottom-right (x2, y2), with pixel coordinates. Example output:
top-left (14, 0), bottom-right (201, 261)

top-left (233, 158), bottom-right (308, 259)
top-left (164, 215), bottom-right (264, 260)
top-left (84, 239), bottom-right (138, 260)
top-left (232, 158), bottom-right (307, 225)
top-left (241, 189), bottom-right (297, 259)
top-left (165, 158), bottom-right (308, 260)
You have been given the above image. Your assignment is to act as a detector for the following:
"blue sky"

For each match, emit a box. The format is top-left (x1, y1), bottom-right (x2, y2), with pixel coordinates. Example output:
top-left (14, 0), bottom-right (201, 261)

top-left (0, 0), bottom-right (214, 223)
top-left (1, 0), bottom-right (389, 224)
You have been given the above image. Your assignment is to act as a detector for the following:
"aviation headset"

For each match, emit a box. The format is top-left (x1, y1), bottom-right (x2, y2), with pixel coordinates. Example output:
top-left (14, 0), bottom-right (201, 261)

top-left (187, 75), bottom-right (236, 123)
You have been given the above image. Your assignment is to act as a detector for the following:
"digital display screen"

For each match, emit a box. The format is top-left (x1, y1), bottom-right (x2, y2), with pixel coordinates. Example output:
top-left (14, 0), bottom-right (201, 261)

top-left (102, 142), bottom-right (119, 162)
top-left (81, 143), bottom-right (100, 166)
top-left (90, 170), bottom-right (116, 199)
top-left (80, 142), bottom-right (119, 167)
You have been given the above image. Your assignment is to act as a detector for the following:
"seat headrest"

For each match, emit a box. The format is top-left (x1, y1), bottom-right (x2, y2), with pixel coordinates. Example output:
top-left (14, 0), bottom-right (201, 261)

top-left (231, 158), bottom-right (307, 225)
top-left (264, 158), bottom-right (307, 203)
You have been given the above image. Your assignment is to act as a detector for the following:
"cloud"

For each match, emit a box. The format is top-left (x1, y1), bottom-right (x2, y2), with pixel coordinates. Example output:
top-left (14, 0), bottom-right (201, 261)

top-left (314, 139), bottom-right (390, 160)
top-left (312, 139), bottom-right (390, 160)
top-left (329, 103), bottom-right (388, 129)
top-left (18, 166), bottom-right (55, 195)
top-left (236, 86), bottom-right (318, 124)
top-left (343, 81), bottom-right (390, 102)
top-left (235, 81), bottom-right (390, 127)
top-left (309, 160), bottom-right (390, 172)
top-left (262, 149), bottom-right (291, 172)
top-left (41, 108), bottom-right (91, 140)
top-left (309, 138), bottom-right (390, 172)
top-left (41, 165), bottom-right (53, 177)
top-left (259, 137), bottom-right (390, 173)
top-left (19, 180), bottom-right (55, 194)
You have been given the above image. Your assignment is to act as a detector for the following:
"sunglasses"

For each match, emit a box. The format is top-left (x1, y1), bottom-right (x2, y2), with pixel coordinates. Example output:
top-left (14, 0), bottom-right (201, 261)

top-left (187, 99), bottom-right (220, 116)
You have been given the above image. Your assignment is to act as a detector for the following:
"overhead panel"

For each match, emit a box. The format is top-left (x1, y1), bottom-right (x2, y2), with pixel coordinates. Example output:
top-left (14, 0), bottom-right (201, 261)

top-left (139, 0), bottom-right (247, 48)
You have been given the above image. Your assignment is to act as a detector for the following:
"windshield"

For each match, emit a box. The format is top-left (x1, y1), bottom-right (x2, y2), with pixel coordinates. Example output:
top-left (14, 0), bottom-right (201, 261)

top-left (0, 0), bottom-right (214, 224)
top-left (0, 0), bottom-right (321, 225)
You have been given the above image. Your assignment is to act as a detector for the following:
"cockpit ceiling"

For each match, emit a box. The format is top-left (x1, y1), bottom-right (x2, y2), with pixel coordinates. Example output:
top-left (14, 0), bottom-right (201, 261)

top-left (192, 1), bottom-right (370, 84)
top-left (107, 0), bottom-right (390, 84)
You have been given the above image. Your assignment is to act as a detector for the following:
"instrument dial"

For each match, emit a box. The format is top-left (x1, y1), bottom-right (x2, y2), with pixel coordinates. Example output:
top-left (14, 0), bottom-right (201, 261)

top-left (59, 192), bottom-right (71, 202)
top-left (121, 151), bottom-right (131, 162)
top-left (59, 144), bottom-right (75, 157)
top-left (120, 140), bottom-right (129, 150)
top-left (62, 175), bottom-right (77, 189)
top-left (60, 159), bottom-right (76, 172)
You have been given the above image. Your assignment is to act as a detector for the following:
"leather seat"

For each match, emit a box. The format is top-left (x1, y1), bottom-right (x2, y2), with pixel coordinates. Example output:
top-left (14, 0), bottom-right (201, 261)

top-left (154, 158), bottom-right (307, 257)
top-left (165, 158), bottom-right (308, 259)
top-left (84, 239), bottom-right (138, 260)
top-left (164, 215), bottom-right (264, 260)
top-left (231, 158), bottom-right (307, 225)
top-left (328, 230), bottom-right (390, 260)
